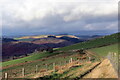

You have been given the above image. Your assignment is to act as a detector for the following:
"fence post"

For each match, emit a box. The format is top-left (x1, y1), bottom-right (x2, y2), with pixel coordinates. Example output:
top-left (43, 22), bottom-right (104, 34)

top-left (89, 57), bottom-right (91, 61)
top-left (114, 53), bottom-right (116, 56)
top-left (69, 60), bottom-right (71, 63)
top-left (36, 65), bottom-right (38, 73)
top-left (71, 58), bottom-right (73, 63)
top-left (53, 63), bottom-right (55, 72)
top-left (5, 73), bottom-right (8, 79)
top-left (22, 68), bottom-right (25, 77)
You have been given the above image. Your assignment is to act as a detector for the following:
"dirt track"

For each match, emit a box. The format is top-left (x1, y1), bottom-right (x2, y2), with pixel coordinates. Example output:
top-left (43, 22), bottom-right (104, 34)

top-left (83, 59), bottom-right (118, 78)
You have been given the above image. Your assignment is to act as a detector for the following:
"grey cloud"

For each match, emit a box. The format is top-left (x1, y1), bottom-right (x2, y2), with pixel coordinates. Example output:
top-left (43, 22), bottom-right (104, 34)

top-left (2, 0), bottom-right (118, 35)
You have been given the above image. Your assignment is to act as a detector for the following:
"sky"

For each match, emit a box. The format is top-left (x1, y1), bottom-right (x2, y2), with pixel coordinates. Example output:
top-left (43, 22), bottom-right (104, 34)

top-left (1, 0), bottom-right (119, 36)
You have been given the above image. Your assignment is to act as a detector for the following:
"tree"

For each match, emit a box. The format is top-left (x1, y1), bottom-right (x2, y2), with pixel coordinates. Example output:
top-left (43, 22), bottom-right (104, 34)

top-left (47, 35), bottom-right (56, 38)
top-left (46, 47), bottom-right (53, 53)
top-left (77, 48), bottom-right (85, 54)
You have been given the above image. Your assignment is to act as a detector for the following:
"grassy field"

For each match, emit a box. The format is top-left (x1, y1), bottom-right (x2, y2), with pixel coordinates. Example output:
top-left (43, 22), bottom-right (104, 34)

top-left (2, 52), bottom-right (60, 67)
top-left (2, 32), bottom-right (119, 78)
top-left (2, 52), bottom-right (85, 78)
top-left (58, 33), bottom-right (119, 51)
top-left (89, 43), bottom-right (119, 75)
top-left (38, 60), bottom-right (100, 79)
top-left (89, 43), bottom-right (119, 57)
top-left (2, 33), bottom-right (119, 67)
top-left (38, 43), bottom-right (119, 79)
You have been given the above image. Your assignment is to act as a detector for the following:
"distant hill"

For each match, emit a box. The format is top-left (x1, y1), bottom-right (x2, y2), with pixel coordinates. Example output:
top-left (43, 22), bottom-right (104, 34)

top-left (2, 39), bottom-right (73, 61)
top-left (14, 35), bottom-right (80, 40)
top-left (2, 32), bottom-right (119, 68)
top-left (58, 36), bottom-right (84, 43)
top-left (58, 32), bottom-right (119, 51)
top-left (2, 38), bottom-right (18, 43)
top-left (3, 33), bottom-right (119, 62)
top-left (31, 38), bottom-right (73, 44)
top-left (14, 35), bottom-right (85, 44)
top-left (15, 35), bottom-right (48, 39)
top-left (2, 37), bottom-right (78, 61)
top-left (75, 35), bottom-right (103, 40)
top-left (3, 34), bottom-right (86, 61)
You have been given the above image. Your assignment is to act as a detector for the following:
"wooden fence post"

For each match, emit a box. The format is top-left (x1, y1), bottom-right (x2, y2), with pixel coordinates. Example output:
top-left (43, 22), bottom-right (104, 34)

top-left (5, 73), bottom-right (8, 79)
top-left (89, 57), bottom-right (91, 61)
top-left (69, 60), bottom-right (71, 63)
top-left (71, 58), bottom-right (73, 63)
top-left (22, 68), bottom-right (25, 77)
top-left (53, 63), bottom-right (55, 72)
top-left (36, 65), bottom-right (38, 73)
top-left (114, 53), bottom-right (117, 56)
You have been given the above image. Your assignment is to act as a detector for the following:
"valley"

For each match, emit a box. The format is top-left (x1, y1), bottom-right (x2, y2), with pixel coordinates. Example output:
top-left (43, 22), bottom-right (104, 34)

top-left (1, 32), bottom-right (119, 79)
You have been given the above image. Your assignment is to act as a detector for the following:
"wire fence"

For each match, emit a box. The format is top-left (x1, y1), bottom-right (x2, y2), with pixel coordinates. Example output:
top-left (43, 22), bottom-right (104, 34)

top-left (107, 52), bottom-right (118, 75)
top-left (2, 51), bottom-right (100, 79)
top-left (2, 55), bottom-right (90, 78)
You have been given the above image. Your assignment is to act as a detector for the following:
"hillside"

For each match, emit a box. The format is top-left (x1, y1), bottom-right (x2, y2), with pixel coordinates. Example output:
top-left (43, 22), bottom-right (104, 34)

top-left (36, 44), bottom-right (118, 79)
top-left (14, 35), bottom-right (80, 40)
top-left (2, 38), bottom-right (18, 43)
top-left (2, 38), bottom-right (73, 61)
top-left (84, 59), bottom-right (118, 78)
top-left (89, 43), bottom-right (118, 57)
top-left (1, 32), bottom-right (119, 78)
top-left (2, 49), bottom-right (101, 78)
top-left (14, 35), bottom-right (84, 43)
top-left (89, 43), bottom-right (119, 75)
top-left (58, 32), bottom-right (119, 51)
top-left (31, 38), bottom-right (73, 44)
top-left (2, 33), bottom-right (119, 66)
top-left (3, 35), bottom-right (85, 61)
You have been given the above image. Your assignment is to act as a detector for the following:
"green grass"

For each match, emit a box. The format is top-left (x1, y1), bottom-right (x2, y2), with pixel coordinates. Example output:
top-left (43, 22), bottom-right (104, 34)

top-left (89, 43), bottom-right (119, 74)
top-left (41, 61), bottom-right (96, 79)
top-left (2, 33), bottom-right (119, 67)
top-left (89, 43), bottom-right (119, 57)
top-left (1, 33), bottom-right (119, 78)
top-left (42, 65), bottom-right (83, 79)
top-left (58, 33), bottom-right (119, 51)
top-left (2, 52), bottom-right (81, 78)
top-left (2, 52), bottom-right (60, 67)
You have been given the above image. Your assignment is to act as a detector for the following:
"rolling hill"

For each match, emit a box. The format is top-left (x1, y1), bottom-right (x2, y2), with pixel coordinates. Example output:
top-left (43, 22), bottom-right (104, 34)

top-left (1, 32), bottom-right (119, 78)
top-left (2, 32), bottom-right (119, 67)
top-left (58, 32), bottom-right (119, 51)
top-left (2, 38), bottom-right (73, 61)
top-left (2, 38), bottom-right (18, 43)
top-left (14, 35), bottom-right (80, 40)
top-left (89, 43), bottom-right (119, 57)
top-left (2, 35), bottom-right (85, 61)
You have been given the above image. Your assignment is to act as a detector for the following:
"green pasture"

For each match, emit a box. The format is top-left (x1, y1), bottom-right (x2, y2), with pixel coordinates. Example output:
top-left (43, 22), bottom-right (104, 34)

top-left (2, 52), bottom-right (60, 67)
top-left (89, 43), bottom-right (119, 57)
top-left (58, 33), bottom-right (119, 51)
